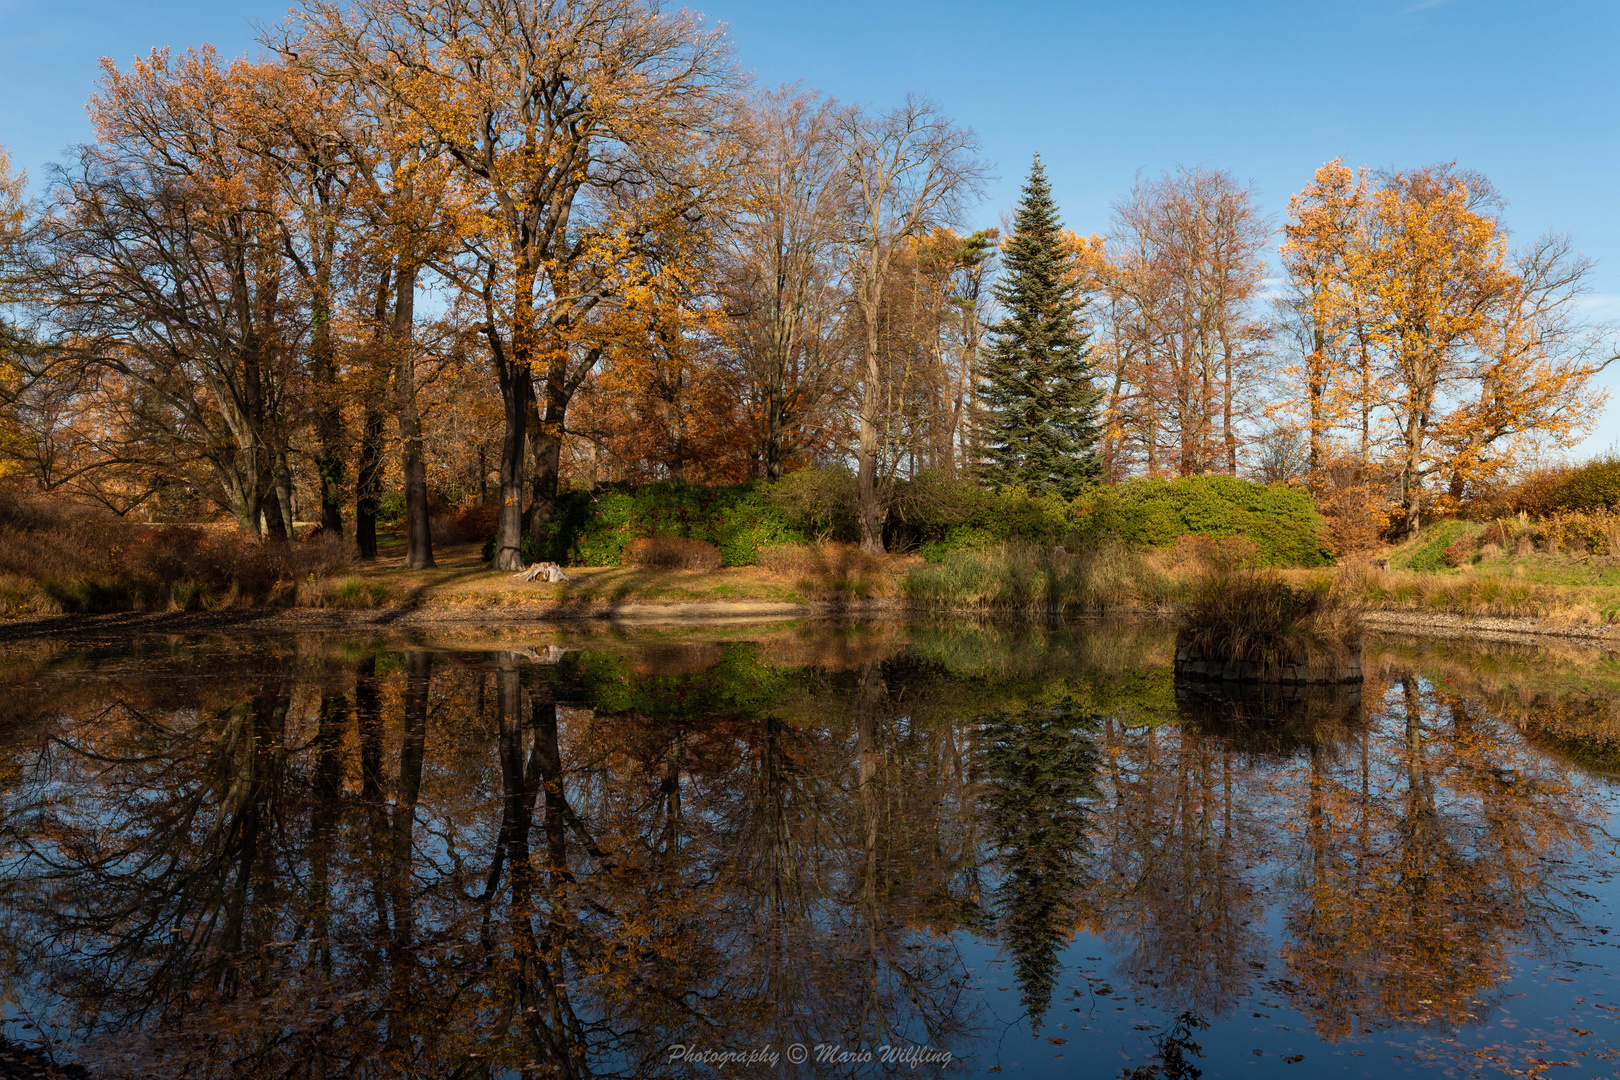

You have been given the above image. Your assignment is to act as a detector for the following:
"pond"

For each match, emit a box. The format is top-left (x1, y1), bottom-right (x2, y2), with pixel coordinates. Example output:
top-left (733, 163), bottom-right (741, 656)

top-left (0, 621), bottom-right (1616, 1078)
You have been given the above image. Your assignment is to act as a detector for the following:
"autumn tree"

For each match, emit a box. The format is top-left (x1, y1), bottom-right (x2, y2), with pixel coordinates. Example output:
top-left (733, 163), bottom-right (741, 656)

top-left (0, 144), bottom-right (32, 473)
top-left (840, 97), bottom-right (987, 553)
top-left (862, 227), bottom-right (996, 482)
top-left (40, 49), bottom-right (303, 538)
top-left (1358, 167), bottom-right (1519, 534)
top-left (296, 0), bottom-right (741, 569)
top-left (978, 156), bottom-right (1100, 497)
top-left (232, 60), bottom-right (358, 539)
top-left (565, 303), bottom-right (754, 484)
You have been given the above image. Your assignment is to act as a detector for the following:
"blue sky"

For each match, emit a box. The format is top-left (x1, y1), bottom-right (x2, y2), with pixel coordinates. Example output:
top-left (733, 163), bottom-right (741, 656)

top-left (4, 0), bottom-right (1617, 453)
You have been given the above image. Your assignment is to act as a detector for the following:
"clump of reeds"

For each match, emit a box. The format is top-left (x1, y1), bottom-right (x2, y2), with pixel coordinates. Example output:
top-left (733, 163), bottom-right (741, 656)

top-left (1176, 566), bottom-right (1362, 674)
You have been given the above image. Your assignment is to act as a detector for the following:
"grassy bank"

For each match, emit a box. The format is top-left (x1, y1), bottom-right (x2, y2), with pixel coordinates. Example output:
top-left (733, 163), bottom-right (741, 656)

top-left (1277, 517), bottom-right (1620, 628)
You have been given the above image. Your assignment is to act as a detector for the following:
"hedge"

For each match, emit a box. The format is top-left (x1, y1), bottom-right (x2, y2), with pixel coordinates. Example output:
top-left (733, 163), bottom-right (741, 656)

top-left (488, 471), bottom-right (1330, 569)
top-left (1075, 476), bottom-right (1331, 567)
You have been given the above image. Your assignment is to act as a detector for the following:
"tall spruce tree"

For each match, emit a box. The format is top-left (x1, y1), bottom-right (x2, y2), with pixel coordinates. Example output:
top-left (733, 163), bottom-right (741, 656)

top-left (979, 155), bottom-right (1101, 496)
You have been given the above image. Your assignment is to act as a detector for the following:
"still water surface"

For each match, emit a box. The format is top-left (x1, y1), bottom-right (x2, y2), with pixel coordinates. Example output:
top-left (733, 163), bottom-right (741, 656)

top-left (0, 621), bottom-right (1616, 1078)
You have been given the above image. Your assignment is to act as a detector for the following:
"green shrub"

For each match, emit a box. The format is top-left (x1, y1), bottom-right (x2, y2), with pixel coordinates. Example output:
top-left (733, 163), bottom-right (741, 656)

top-left (1555, 454), bottom-right (1620, 512)
top-left (484, 472), bottom-right (1329, 570)
top-left (1393, 519), bottom-right (1477, 574)
top-left (492, 481), bottom-right (808, 567)
top-left (1075, 476), bottom-right (1330, 567)
top-left (766, 466), bottom-right (860, 539)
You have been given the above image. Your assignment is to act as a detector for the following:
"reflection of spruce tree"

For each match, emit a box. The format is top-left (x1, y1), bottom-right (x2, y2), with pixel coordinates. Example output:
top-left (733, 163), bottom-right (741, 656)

top-left (981, 697), bottom-right (1101, 1030)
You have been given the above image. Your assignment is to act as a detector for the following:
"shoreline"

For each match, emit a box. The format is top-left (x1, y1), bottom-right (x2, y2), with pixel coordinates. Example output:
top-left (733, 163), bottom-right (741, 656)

top-left (0, 598), bottom-right (907, 642)
top-left (5, 598), bottom-right (1620, 651)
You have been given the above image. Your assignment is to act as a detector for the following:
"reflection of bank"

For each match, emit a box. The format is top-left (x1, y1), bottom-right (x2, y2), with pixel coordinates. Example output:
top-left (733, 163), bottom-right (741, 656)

top-left (1173, 677), bottom-right (1365, 754)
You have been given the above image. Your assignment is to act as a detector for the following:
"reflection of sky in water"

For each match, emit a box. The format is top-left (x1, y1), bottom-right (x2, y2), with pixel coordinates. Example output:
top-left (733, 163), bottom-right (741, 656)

top-left (0, 627), bottom-right (1615, 1078)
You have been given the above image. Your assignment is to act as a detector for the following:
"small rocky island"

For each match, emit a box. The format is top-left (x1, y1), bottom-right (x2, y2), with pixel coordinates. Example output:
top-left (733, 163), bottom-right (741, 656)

top-left (1174, 571), bottom-right (1363, 686)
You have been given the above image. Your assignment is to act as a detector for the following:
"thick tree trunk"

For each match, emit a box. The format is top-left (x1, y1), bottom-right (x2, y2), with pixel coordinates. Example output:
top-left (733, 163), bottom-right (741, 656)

top-left (257, 452), bottom-right (290, 543)
top-left (356, 403), bottom-right (385, 560)
top-left (392, 265), bottom-right (434, 570)
top-left (528, 347), bottom-right (598, 541)
top-left (274, 449), bottom-right (296, 537)
top-left (492, 368), bottom-right (530, 570)
top-left (528, 393), bottom-right (563, 542)
top-left (764, 376), bottom-right (787, 481)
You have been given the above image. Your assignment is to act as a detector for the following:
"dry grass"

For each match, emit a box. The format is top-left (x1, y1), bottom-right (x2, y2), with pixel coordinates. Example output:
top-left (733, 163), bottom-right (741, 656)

top-left (757, 542), bottom-right (899, 599)
top-left (1313, 558), bottom-right (1620, 625)
top-left (1177, 567), bottom-right (1362, 670)
top-left (902, 542), bottom-right (1180, 614)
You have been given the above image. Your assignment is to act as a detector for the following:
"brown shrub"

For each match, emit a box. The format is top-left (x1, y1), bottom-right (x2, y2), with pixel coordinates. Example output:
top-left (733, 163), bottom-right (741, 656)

top-left (0, 483), bottom-right (351, 613)
top-left (1177, 567), bottom-right (1361, 671)
top-left (444, 503), bottom-right (500, 543)
top-left (1314, 482), bottom-right (1390, 554)
top-left (621, 535), bottom-right (722, 571)
top-left (1483, 465), bottom-right (1574, 518)
top-left (1441, 533), bottom-right (1478, 568)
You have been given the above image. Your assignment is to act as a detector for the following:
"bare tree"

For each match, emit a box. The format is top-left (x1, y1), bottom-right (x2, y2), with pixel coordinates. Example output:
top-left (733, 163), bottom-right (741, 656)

top-left (839, 97), bottom-right (987, 552)
top-left (1106, 167), bottom-right (1269, 476)
top-left (722, 86), bottom-right (854, 480)
top-left (38, 51), bottom-right (302, 538)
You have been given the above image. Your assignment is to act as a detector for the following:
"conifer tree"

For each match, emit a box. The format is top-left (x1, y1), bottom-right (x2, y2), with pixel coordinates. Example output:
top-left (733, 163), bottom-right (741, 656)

top-left (979, 155), bottom-right (1101, 496)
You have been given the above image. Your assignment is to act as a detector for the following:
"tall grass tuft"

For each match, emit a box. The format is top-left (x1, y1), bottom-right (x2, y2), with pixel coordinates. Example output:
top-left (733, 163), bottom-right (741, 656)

top-left (758, 542), bottom-right (895, 599)
top-left (1177, 566), bottom-right (1362, 675)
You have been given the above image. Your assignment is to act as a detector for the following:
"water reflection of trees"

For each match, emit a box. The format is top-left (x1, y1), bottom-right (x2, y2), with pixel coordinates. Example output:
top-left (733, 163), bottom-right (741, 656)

top-left (0, 628), bottom-right (1607, 1076)
top-left (1086, 663), bottom-right (1600, 1039)
top-left (1277, 673), bottom-right (1593, 1040)
top-left (0, 638), bottom-right (1016, 1077)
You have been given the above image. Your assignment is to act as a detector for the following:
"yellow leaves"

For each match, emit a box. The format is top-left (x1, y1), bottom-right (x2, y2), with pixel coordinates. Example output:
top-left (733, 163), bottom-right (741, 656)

top-left (1280, 161), bottom-right (1605, 528)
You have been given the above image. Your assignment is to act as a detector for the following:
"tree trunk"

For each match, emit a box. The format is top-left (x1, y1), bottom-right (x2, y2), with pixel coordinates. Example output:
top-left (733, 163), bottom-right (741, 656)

top-left (1401, 411), bottom-right (1425, 539)
top-left (1307, 305), bottom-right (1328, 476)
top-left (491, 364), bottom-right (530, 570)
top-left (312, 291), bottom-right (345, 536)
top-left (356, 403), bottom-right (385, 560)
top-left (528, 394), bottom-right (563, 542)
top-left (764, 386), bottom-right (787, 482)
top-left (274, 449), bottom-right (296, 537)
top-left (1221, 333), bottom-right (1237, 474)
top-left (257, 452), bottom-right (290, 543)
top-left (392, 265), bottom-right (434, 569)
top-left (858, 327), bottom-right (886, 554)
